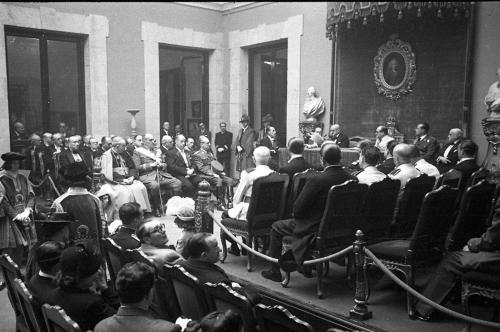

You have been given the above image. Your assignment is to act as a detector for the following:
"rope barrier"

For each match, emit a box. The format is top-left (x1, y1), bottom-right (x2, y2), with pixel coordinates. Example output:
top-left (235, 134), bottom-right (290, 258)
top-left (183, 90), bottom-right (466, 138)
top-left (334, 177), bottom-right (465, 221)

top-left (364, 248), bottom-right (500, 329)
top-left (211, 214), bottom-right (353, 266)
top-left (29, 173), bottom-right (61, 197)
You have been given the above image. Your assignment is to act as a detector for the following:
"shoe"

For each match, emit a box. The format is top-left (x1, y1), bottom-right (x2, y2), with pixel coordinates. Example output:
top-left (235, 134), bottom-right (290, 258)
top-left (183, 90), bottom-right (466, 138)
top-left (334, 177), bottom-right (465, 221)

top-left (228, 246), bottom-right (241, 256)
top-left (414, 311), bottom-right (431, 322)
top-left (261, 269), bottom-right (282, 282)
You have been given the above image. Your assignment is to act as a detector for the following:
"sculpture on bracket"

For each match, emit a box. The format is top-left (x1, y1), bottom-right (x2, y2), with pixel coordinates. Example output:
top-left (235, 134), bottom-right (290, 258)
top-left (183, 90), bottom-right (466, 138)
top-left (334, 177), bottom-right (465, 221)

top-left (302, 86), bottom-right (326, 122)
top-left (481, 68), bottom-right (500, 183)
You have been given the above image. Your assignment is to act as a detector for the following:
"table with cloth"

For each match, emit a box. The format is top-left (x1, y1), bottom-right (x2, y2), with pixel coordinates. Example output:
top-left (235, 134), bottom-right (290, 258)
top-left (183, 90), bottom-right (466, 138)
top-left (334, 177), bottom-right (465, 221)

top-left (278, 148), bottom-right (359, 169)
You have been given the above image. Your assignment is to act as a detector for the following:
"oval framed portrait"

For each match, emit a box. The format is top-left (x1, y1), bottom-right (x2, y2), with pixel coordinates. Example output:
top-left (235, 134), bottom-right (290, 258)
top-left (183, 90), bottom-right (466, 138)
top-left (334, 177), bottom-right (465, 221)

top-left (374, 38), bottom-right (416, 100)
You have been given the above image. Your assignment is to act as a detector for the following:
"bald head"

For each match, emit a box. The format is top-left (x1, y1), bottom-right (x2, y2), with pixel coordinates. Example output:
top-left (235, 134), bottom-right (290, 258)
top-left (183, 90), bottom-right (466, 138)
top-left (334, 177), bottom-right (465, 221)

top-left (329, 124), bottom-right (341, 138)
top-left (253, 146), bottom-right (271, 165)
top-left (448, 128), bottom-right (463, 143)
top-left (393, 144), bottom-right (414, 165)
top-left (161, 135), bottom-right (173, 148)
top-left (112, 136), bottom-right (126, 146)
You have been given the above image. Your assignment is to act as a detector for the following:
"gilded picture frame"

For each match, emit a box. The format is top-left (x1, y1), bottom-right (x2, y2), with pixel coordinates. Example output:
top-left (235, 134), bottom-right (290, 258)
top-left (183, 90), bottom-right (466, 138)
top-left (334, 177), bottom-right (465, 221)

top-left (373, 38), bottom-right (416, 101)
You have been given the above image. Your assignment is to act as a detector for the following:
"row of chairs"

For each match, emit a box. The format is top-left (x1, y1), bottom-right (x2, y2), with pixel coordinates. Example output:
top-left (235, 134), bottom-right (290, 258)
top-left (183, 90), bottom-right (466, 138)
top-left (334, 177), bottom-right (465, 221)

top-left (0, 254), bottom-right (82, 332)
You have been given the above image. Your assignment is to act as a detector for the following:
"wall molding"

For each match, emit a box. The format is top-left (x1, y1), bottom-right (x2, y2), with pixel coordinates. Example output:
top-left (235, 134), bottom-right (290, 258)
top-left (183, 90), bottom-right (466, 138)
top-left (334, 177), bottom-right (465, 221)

top-left (0, 3), bottom-right (109, 152)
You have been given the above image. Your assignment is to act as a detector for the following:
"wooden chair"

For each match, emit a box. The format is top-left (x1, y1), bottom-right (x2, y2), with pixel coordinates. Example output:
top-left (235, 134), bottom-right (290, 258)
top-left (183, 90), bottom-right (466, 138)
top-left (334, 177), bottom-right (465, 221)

top-left (469, 167), bottom-right (489, 186)
top-left (100, 237), bottom-right (126, 289)
top-left (487, 182), bottom-right (500, 225)
top-left (434, 169), bottom-right (463, 190)
top-left (163, 264), bottom-right (210, 321)
top-left (221, 173), bottom-right (289, 271)
top-left (446, 179), bottom-right (495, 252)
top-left (284, 168), bottom-right (319, 218)
top-left (311, 180), bottom-right (368, 298)
top-left (0, 254), bottom-right (28, 332)
top-left (392, 174), bottom-right (436, 237)
top-left (13, 278), bottom-right (44, 332)
top-left (366, 185), bottom-right (459, 318)
top-left (255, 304), bottom-right (313, 332)
top-left (203, 282), bottom-right (257, 332)
top-left (41, 304), bottom-right (81, 332)
top-left (152, 270), bottom-right (182, 322)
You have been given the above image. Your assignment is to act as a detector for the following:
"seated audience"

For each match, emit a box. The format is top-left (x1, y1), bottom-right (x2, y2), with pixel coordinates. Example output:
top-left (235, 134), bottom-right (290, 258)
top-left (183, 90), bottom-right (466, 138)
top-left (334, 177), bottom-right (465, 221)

top-left (185, 137), bottom-right (196, 154)
top-left (376, 140), bottom-right (398, 175)
top-left (374, 125), bottom-right (394, 155)
top-left (179, 233), bottom-right (260, 304)
top-left (410, 144), bottom-right (440, 179)
top-left (95, 262), bottom-right (182, 332)
top-left (259, 126), bottom-right (280, 170)
top-left (453, 139), bottom-right (480, 190)
top-left (59, 135), bottom-right (92, 172)
top-left (46, 245), bottom-right (119, 331)
top-left (356, 146), bottom-right (387, 185)
top-left (388, 144), bottom-right (421, 190)
top-left (137, 220), bottom-right (182, 268)
top-left (110, 202), bottom-right (142, 249)
top-left (28, 241), bottom-right (64, 306)
top-left (414, 122), bottom-right (439, 164)
top-left (262, 143), bottom-right (356, 282)
top-left (436, 128), bottom-right (463, 174)
top-left (278, 137), bottom-right (310, 180)
top-left (415, 195), bottom-right (500, 321)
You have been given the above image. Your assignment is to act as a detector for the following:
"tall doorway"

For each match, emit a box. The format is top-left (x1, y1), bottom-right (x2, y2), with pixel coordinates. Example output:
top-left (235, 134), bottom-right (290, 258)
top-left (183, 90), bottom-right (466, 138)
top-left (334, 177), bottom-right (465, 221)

top-left (159, 46), bottom-right (209, 140)
top-left (249, 42), bottom-right (288, 147)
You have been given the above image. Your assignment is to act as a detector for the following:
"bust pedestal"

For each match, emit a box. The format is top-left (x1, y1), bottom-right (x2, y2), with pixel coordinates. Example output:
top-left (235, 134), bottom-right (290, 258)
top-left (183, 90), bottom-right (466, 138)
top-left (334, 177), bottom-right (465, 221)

top-left (481, 117), bottom-right (500, 183)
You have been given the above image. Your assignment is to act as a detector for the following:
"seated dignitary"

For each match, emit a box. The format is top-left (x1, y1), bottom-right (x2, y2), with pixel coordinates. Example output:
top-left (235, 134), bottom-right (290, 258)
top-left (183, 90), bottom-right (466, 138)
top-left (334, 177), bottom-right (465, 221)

top-left (133, 133), bottom-right (182, 216)
top-left (453, 139), bottom-right (480, 189)
top-left (28, 241), bottom-right (64, 306)
top-left (415, 195), bottom-right (500, 321)
top-left (374, 125), bottom-right (395, 155)
top-left (388, 144), bottom-right (421, 190)
top-left (166, 134), bottom-right (202, 197)
top-left (414, 122), bottom-right (439, 164)
top-left (436, 128), bottom-right (463, 174)
top-left (410, 144), bottom-right (440, 179)
top-left (46, 245), bottom-right (119, 331)
top-left (110, 202), bottom-right (142, 249)
top-left (259, 126), bottom-right (280, 170)
top-left (160, 135), bottom-right (174, 157)
top-left (179, 232), bottom-right (260, 304)
top-left (324, 124), bottom-right (350, 148)
top-left (95, 262), bottom-right (182, 332)
top-left (52, 162), bottom-right (106, 242)
top-left (192, 135), bottom-right (234, 206)
top-left (101, 136), bottom-right (152, 213)
top-left (261, 143), bottom-right (356, 282)
top-left (59, 135), bottom-right (92, 172)
top-left (356, 146), bottom-right (387, 186)
top-left (278, 137), bottom-right (311, 180)
top-left (376, 140), bottom-right (398, 175)
top-left (185, 137), bottom-right (196, 154)
top-left (136, 220), bottom-right (182, 268)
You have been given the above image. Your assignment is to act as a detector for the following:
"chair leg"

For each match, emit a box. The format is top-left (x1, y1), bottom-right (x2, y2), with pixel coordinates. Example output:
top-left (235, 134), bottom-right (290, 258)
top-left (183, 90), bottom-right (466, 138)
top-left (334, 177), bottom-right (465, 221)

top-left (406, 268), bottom-right (415, 319)
top-left (323, 261), bottom-right (330, 277)
top-left (246, 236), bottom-right (253, 272)
top-left (220, 232), bottom-right (228, 263)
top-left (281, 272), bottom-right (290, 288)
top-left (463, 294), bottom-right (472, 332)
top-left (317, 262), bottom-right (324, 299)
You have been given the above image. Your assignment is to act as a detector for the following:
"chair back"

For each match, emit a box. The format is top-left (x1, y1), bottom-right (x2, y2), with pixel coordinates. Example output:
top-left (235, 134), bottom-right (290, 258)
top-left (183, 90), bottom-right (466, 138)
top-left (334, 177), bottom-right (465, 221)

top-left (393, 174), bottom-right (436, 237)
top-left (0, 254), bottom-right (24, 318)
top-left (487, 183), bottom-right (500, 224)
top-left (447, 179), bottom-right (495, 251)
top-left (152, 271), bottom-right (182, 322)
top-left (123, 248), bottom-right (155, 268)
top-left (469, 167), bottom-right (489, 186)
top-left (255, 304), bottom-right (314, 332)
top-left (203, 282), bottom-right (256, 332)
top-left (163, 264), bottom-right (210, 321)
top-left (285, 168), bottom-right (319, 217)
top-left (409, 186), bottom-right (459, 261)
top-left (360, 177), bottom-right (400, 240)
top-left (317, 180), bottom-right (368, 250)
top-left (41, 304), bottom-right (81, 332)
top-left (435, 169), bottom-right (463, 190)
top-left (247, 173), bottom-right (289, 232)
top-left (100, 237), bottom-right (126, 287)
top-left (13, 278), bottom-right (44, 332)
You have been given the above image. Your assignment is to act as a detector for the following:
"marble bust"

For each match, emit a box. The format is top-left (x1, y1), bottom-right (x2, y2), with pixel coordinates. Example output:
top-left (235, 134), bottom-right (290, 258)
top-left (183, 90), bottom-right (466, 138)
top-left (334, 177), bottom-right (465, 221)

top-left (485, 68), bottom-right (500, 117)
top-left (303, 86), bottom-right (326, 121)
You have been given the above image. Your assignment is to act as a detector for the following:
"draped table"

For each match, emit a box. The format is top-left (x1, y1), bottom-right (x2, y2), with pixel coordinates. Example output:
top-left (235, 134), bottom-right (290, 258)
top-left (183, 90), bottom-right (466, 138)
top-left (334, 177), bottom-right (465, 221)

top-left (278, 148), bottom-right (360, 169)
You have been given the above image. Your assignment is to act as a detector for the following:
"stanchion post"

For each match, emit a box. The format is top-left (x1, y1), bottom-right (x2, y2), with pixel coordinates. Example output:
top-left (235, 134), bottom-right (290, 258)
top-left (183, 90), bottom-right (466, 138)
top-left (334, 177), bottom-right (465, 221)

top-left (349, 230), bottom-right (372, 320)
top-left (195, 180), bottom-right (213, 233)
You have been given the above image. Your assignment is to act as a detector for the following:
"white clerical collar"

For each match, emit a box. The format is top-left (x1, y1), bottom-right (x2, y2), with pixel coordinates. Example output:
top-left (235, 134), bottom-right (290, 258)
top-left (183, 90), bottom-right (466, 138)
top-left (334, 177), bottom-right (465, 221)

top-left (419, 135), bottom-right (427, 140)
top-left (39, 271), bottom-right (56, 280)
top-left (288, 155), bottom-right (303, 163)
top-left (268, 135), bottom-right (275, 141)
top-left (67, 187), bottom-right (90, 194)
top-left (458, 157), bottom-right (474, 163)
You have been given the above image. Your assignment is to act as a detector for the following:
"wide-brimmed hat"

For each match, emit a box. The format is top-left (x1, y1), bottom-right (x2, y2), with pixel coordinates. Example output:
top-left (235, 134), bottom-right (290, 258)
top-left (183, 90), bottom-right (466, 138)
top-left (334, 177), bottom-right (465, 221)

top-left (261, 114), bottom-right (274, 123)
top-left (35, 212), bottom-right (74, 242)
top-left (1, 152), bottom-right (25, 162)
top-left (62, 162), bottom-right (90, 186)
top-left (60, 245), bottom-right (102, 279)
top-left (239, 114), bottom-right (250, 123)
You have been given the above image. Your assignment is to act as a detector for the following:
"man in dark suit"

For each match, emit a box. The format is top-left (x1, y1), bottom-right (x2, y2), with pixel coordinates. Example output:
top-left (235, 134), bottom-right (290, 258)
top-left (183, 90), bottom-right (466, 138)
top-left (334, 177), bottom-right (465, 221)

top-left (436, 128), bottom-right (462, 174)
top-left (414, 122), bottom-right (439, 164)
top-left (259, 126), bottom-right (280, 171)
top-left (415, 194), bottom-right (500, 321)
top-left (215, 122), bottom-right (233, 175)
top-left (58, 135), bottom-right (92, 173)
top-left (278, 137), bottom-right (310, 180)
top-left (262, 143), bottom-right (356, 282)
top-left (377, 140), bottom-right (397, 175)
top-left (160, 135), bottom-right (173, 157)
top-left (325, 124), bottom-right (350, 148)
top-left (165, 134), bottom-right (202, 197)
top-left (453, 139), bottom-right (480, 190)
top-left (161, 121), bottom-right (173, 138)
top-left (110, 202), bottom-right (142, 249)
top-left (235, 114), bottom-right (257, 173)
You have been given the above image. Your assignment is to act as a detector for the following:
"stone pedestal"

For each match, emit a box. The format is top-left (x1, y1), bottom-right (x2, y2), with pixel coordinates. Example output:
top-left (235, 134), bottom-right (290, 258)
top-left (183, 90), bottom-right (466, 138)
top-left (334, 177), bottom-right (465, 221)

top-left (299, 121), bottom-right (323, 144)
top-left (127, 109), bottom-right (140, 137)
top-left (195, 180), bottom-right (213, 233)
top-left (481, 117), bottom-right (500, 183)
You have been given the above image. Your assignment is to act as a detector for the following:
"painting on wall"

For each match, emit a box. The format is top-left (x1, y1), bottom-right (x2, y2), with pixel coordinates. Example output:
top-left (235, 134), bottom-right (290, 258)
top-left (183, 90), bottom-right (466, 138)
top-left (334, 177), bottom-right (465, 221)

top-left (191, 100), bottom-right (201, 118)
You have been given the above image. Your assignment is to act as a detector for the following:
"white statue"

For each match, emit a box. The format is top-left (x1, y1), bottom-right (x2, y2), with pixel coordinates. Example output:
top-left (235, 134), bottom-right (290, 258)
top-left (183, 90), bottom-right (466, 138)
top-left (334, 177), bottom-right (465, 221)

top-left (485, 68), bottom-right (500, 117)
top-left (303, 86), bottom-right (326, 121)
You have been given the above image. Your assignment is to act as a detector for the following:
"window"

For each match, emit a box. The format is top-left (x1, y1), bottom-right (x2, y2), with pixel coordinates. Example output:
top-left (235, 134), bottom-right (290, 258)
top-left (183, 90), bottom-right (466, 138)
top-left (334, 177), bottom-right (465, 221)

top-left (6, 27), bottom-right (85, 150)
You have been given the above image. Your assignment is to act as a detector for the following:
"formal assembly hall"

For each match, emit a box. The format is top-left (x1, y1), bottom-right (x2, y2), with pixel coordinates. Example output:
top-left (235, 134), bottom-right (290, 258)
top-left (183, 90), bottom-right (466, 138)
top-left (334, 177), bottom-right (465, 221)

top-left (1, 2), bottom-right (500, 332)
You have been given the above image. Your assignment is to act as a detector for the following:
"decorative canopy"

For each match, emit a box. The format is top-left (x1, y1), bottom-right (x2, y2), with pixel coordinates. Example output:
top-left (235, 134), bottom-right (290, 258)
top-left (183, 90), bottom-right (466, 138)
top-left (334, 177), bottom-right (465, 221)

top-left (326, 2), bottom-right (473, 40)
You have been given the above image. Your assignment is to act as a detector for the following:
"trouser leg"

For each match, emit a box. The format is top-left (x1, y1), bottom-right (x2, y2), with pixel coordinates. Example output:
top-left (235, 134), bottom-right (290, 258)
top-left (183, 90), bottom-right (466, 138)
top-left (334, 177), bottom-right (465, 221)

top-left (268, 218), bottom-right (296, 271)
top-left (177, 176), bottom-right (195, 197)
